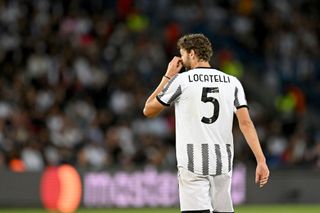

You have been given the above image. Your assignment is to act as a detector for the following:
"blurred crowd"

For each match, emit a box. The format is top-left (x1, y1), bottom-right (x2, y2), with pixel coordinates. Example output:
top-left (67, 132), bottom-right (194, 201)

top-left (0, 0), bottom-right (319, 172)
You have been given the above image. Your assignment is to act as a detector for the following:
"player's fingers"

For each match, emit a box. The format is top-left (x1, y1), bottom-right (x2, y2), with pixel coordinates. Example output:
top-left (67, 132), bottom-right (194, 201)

top-left (170, 57), bottom-right (182, 68)
top-left (169, 57), bottom-right (177, 65)
top-left (260, 180), bottom-right (268, 188)
top-left (260, 178), bottom-right (268, 183)
top-left (256, 173), bottom-right (269, 183)
top-left (259, 176), bottom-right (269, 188)
top-left (255, 174), bottom-right (261, 184)
top-left (172, 56), bottom-right (181, 63)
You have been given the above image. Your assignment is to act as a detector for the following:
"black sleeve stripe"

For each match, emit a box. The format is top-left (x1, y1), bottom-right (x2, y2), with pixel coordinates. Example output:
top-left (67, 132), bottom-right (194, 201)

top-left (156, 96), bottom-right (170, 106)
top-left (167, 85), bottom-right (182, 105)
top-left (236, 105), bottom-right (249, 110)
top-left (234, 87), bottom-right (240, 107)
top-left (157, 74), bottom-right (179, 99)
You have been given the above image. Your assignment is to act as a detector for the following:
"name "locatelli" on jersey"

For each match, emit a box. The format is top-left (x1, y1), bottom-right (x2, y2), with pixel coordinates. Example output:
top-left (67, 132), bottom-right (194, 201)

top-left (188, 74), bottom-right (230, 83)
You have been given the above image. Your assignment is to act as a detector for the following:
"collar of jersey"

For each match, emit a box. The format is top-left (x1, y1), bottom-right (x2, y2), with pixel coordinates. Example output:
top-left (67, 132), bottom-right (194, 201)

top-left (193, 67), bottom-right (212, 69)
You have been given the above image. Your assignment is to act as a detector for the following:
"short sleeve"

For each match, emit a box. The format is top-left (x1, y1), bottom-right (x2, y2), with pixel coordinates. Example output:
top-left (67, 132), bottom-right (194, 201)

top-left (233, 78), bottom-right (248, 112)
top-left (156, 75), bottom-right (182, 106)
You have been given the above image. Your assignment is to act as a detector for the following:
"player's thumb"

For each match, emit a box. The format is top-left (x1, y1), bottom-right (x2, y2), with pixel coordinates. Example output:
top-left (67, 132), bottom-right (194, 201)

top-left (255, 173), bottom-right (260, 184)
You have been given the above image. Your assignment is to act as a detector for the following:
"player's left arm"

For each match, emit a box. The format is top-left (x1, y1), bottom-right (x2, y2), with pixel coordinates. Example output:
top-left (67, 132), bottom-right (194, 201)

top-left (236, 107), bottom-right (270, 188)
top-left (143, 57), bottom-right (183, 118)
top-left (233, 78), bottom-right (269, 188)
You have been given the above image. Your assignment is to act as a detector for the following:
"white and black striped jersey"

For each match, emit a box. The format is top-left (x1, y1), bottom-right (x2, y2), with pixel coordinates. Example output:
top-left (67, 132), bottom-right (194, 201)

top-left (157, 68), bottom-right (248, 175)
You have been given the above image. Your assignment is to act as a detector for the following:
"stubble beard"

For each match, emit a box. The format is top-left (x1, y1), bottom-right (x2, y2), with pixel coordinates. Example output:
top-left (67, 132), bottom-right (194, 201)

top-left (183, 58), bottom-right (191, 71)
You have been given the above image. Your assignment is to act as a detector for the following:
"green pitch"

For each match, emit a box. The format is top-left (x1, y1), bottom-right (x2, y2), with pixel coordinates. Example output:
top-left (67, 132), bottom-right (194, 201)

top-left (1, 205), bottom-right (320, 213)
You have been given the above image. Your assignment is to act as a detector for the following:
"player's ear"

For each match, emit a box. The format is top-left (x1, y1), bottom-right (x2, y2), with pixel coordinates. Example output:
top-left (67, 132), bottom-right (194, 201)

top-left (190, 49), bottom-right (196, 59)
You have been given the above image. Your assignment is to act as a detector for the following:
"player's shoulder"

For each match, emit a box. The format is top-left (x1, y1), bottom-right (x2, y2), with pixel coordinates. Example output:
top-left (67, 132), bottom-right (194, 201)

top-left (173, 71), bottom-right (189, 81)
top-left (213, 68), bottom-right (237, 78)
top-left (213, 69), bottom-right (242, 84)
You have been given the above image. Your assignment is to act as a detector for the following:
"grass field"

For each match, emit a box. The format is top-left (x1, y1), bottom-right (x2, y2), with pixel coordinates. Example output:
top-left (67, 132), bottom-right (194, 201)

top-left (1, 205), bottom-right (320, 213)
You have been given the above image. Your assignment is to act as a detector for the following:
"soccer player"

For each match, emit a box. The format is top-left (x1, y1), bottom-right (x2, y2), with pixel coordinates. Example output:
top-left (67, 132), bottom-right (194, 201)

top-left (143, 33), bottom-right (269, 213)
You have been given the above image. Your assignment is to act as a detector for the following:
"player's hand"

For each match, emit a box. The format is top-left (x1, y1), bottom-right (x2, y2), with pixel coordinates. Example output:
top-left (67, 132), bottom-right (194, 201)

top-left (255, 162), bottom-right (270, 188)
top-left (165, 56), bottom-right (183, 78)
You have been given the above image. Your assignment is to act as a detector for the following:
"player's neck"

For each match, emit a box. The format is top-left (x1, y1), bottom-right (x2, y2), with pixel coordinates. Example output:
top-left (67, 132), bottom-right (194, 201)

top-left (191, 60), bottom-right (210, 69)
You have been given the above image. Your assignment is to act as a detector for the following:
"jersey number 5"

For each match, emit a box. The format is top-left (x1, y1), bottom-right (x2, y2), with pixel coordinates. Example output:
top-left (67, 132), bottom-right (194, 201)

top-left (201, 87), bottom-right (220, 124)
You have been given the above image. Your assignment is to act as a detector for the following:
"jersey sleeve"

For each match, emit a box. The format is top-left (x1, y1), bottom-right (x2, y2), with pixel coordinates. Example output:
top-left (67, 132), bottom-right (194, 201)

top-left (156, 75), bottom-right (182, 106)
top-left (233, 77), bottom-right (248, 112)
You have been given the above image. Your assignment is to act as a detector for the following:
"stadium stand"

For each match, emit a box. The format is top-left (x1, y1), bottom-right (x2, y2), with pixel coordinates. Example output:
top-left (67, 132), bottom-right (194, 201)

top-left (0, 0), bottom-right (319, 172)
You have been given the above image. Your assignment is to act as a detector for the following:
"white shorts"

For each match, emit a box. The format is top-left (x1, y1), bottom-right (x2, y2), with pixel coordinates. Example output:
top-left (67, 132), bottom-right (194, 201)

top-left (178, 167), bottom-right (234, 212)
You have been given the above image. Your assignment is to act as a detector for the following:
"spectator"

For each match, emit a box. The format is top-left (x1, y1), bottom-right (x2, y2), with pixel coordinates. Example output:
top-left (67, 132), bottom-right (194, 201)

top-left (0, 0), bottom-right (318, 171)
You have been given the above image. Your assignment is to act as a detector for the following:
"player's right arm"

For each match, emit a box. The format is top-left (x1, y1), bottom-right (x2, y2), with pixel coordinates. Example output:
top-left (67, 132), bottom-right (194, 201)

top-left (143, 78), bottom-right (168, 118)
top-left (143, 57), bottom-right (183, 118)
top-left (236, 107), bottom-right (270, 188)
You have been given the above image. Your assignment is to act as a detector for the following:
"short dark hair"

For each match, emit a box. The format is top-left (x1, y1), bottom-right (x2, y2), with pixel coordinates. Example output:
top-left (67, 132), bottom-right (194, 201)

top-left (177, 33), bottom-right (213, 61)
